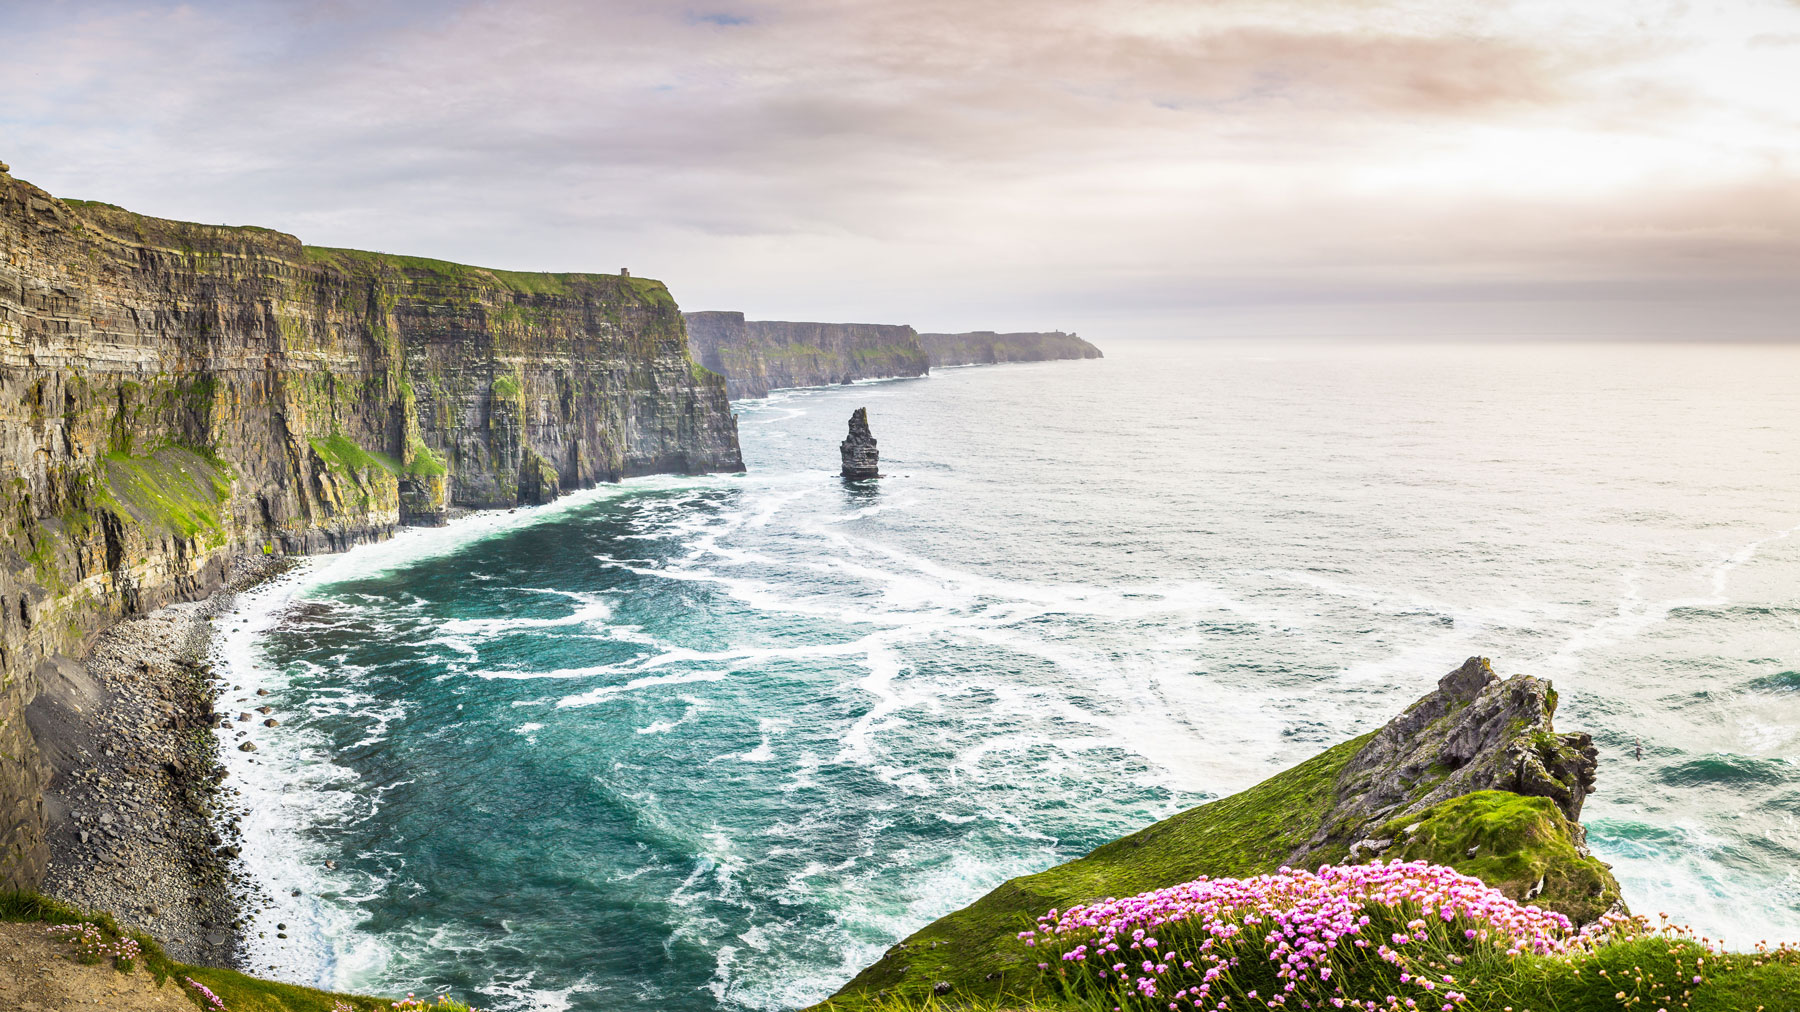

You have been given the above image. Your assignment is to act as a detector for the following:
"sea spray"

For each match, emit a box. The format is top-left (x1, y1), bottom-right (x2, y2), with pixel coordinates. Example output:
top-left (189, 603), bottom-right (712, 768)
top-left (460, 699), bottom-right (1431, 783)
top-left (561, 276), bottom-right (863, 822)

top-left (203, 343), bottom-right (1800, 1010)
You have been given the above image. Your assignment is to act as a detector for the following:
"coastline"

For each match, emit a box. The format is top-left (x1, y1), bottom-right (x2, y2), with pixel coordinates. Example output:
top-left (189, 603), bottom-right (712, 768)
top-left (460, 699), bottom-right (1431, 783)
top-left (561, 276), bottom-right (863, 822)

top-left (27, 479), bottom-right (680, 983)
top-left (35, 554), bottom-right (294, 966)
top-left (203, 475), bottom-right (728, 992)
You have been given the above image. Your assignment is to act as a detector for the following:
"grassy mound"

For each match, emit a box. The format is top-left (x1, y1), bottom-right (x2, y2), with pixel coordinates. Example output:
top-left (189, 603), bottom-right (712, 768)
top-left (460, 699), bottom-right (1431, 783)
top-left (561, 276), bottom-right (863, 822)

top-left (1360, 791), bottom-right (1621, 924)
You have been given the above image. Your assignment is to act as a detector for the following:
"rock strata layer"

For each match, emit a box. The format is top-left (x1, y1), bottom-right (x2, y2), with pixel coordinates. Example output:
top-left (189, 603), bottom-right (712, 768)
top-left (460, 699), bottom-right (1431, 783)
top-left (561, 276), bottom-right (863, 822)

top-left (683, 311), bottom-right (930, 399)
top-left (0, 164), bottom-right (743, 892)
top-left (840, 408), bottom-right (880, 478)
top-left (916, 330), bottom-right (1102, 367)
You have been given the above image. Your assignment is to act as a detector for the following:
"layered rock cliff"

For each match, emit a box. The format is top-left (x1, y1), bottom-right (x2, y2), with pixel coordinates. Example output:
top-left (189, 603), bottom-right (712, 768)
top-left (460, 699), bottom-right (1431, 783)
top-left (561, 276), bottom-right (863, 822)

top-left (683, 311), bottom-right (930, 399)
top-left (0, 166), bottom-right (742, 890)
top-left (915, 330), bottom-right (1101, 367)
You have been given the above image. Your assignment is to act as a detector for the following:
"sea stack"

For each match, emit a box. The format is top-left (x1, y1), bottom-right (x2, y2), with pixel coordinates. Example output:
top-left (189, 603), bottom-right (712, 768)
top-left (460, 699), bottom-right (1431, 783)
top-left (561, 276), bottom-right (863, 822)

top-left (840, 408), bottom-right (880, 479)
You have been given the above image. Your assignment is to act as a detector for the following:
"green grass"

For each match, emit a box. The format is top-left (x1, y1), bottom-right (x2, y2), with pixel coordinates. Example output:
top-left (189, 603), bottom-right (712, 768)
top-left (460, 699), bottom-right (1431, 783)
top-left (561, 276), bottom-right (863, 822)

top-left (404, 436), bottom-right (448, 477)
top-left (97, 445), bottom-right (234, 544)
top-left (489, 373), bottom-right (523, 402)
top-left (1, 891), bottom-right (396, 1011)
top-left (302, 246), bottom-right (661, 302)
top-left (308, 432), bottom-right (399, 477)
top-left (1358, 790), bottom-right (1622, 924)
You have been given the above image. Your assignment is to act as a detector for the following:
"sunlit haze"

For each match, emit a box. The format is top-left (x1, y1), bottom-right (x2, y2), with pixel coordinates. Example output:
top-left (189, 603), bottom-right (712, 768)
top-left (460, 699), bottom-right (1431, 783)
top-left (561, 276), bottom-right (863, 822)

top-left (3, 0), bottom-right (1795, 338)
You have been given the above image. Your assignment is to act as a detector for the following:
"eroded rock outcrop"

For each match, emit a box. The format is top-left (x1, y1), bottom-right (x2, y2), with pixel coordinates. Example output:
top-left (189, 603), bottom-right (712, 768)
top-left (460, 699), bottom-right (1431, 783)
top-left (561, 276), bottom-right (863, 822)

top-left (1294, 656), bottom-right (1599, 864)
top-left (683, 311), bottom-right (930, 399)
top-left (916, 330), bottom-right (1101, 367)
top-left (840, 408), bottom-right (879, 479)
top-left (0, 165), bottom-right (743, 889)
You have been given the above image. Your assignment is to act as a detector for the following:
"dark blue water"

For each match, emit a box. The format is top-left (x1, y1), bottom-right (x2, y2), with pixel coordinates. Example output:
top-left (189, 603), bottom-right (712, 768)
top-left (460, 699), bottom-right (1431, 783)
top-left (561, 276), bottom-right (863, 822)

top-left (213, 341), bottom-right (1800, 1011)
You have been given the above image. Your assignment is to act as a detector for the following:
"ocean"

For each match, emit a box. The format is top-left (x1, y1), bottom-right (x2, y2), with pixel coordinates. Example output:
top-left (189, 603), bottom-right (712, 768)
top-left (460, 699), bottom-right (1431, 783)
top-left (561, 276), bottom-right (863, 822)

top-left (209, 340), bottom-right (1800, 1011)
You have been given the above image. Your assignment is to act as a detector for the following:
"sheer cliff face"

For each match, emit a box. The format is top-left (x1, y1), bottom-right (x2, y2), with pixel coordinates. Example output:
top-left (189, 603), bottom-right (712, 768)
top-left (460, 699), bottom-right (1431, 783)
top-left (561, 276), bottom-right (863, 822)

top-left (0, 168), bottom-right (741, 888)
top-left (916, 330), bottom-right (1102, 367)
top-left (683, 311), bottom-right (930, 399)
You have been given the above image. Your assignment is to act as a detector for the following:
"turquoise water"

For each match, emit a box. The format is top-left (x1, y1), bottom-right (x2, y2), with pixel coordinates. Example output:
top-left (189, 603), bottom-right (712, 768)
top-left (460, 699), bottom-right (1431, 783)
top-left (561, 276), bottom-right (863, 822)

top-left (213, 341), bottom-right (1800, 1011)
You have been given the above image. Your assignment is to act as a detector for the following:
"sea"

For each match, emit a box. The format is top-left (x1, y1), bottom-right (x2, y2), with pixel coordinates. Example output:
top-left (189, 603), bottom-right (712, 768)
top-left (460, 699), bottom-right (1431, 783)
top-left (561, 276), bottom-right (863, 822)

top-left (207, 340), bottom-right (1800, 1012)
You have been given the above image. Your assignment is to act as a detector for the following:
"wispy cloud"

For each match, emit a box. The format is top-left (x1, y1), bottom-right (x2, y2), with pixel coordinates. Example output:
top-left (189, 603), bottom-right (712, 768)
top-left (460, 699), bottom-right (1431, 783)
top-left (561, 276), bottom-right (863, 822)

top-left (1, 0), bottom-right (1795, 337)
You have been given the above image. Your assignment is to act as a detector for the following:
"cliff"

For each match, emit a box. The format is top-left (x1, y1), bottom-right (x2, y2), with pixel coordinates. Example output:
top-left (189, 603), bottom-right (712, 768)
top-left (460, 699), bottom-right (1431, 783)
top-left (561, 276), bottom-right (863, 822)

top-left (683, 311), bottom-right (930, 399)
top-left (823, 657), bottom-right (1619, 1007)
top-left (915, 330), bottom-right (1101, 367)
top-left (0, 165), bottom-right (743, 891)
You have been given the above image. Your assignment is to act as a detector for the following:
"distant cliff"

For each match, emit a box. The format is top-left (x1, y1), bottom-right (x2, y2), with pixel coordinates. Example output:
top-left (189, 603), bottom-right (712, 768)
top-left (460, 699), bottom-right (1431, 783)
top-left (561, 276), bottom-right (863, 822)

top-left (0, 165), bottom-right (742, 889)
top-left (683, 311), bottom-right (930, 399)
top-left (916, 330), bottom-right (1101, 367)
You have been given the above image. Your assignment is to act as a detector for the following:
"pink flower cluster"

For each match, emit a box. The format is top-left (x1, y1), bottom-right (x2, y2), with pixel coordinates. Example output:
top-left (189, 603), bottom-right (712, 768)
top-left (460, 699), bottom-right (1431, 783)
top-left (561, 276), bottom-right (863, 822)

top-left (186, 976), bottom-right (229, 1011)
top-left (45, 922), bottom-right (141, 967)
top-left (1020, 860), bottom-right (1603, 1011)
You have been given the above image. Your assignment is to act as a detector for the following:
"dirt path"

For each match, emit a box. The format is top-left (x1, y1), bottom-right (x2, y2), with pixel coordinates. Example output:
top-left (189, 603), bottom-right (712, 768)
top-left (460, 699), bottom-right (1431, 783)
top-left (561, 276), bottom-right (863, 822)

top-left (0, 920), bottom-right (192, 1010)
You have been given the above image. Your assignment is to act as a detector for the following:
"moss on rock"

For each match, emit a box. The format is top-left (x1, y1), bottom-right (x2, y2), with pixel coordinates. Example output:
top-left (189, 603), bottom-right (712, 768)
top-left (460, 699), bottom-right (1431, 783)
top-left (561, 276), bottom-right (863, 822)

top-left (1361, 790), bottom-right (1621, 925)
top-left (97, 446), bottom-right (232, 546)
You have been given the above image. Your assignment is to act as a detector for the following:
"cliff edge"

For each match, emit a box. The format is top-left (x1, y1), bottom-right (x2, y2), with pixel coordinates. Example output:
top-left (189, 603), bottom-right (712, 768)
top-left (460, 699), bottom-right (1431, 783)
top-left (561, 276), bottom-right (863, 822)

top-left (0, 164), bottom-right (742, 892)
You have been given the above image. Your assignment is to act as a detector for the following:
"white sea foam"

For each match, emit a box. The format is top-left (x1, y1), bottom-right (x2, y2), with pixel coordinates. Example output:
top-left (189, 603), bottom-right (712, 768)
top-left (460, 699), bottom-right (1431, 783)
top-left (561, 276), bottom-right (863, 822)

top-left (555, 669), bottom-right (730, 708)
top-left (208, 574), bottom-right (395, 991)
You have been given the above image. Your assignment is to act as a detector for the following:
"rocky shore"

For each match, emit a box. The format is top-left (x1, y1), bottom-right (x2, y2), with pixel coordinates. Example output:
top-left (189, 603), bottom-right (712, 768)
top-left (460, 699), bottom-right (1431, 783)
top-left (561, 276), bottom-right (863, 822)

top-left (32, 556), bottom-right (292, 966)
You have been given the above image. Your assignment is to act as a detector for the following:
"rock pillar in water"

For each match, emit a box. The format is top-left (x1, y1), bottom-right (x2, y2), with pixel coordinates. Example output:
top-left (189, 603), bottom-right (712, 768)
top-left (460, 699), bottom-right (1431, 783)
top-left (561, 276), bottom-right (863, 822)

top-left (840, 408), bottom-right (880, 479)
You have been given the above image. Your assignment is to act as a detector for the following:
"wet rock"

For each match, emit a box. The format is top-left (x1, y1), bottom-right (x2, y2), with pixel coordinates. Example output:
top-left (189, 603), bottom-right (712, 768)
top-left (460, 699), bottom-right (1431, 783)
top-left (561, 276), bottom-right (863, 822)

top-left (237, 742), bottom-right (257, 753)
top-left (839, 407), bottom-right (880, 479)
top-left (263, 719), bottom-right (278, 727)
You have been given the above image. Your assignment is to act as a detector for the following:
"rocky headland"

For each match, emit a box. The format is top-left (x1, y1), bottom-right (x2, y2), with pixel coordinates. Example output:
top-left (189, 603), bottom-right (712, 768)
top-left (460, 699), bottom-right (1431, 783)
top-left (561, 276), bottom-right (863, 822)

top-left (916, 330), bottom-right (1102, 367)
top-left (823, 656), bottom-right (1620, 1007)
top-left (0, 159), bottom-right (743, 962)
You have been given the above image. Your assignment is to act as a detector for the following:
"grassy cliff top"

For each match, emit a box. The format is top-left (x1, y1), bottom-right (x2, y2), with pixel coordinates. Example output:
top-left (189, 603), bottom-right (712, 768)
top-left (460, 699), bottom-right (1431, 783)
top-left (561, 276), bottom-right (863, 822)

top-left (302, 245), bottom-right (671, 304)
top-left (44, 179), bottom-right (668, 305)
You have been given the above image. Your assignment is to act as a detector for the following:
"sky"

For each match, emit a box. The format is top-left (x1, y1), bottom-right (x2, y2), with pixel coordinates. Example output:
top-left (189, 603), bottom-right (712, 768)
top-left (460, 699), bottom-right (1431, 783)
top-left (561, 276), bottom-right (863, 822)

top-left (2, 0), bottom-right (1796, 339)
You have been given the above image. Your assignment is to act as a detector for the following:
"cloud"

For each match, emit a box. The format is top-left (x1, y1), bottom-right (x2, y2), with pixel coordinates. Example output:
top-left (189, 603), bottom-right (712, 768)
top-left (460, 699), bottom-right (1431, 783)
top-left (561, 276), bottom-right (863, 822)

top-left (1, 0), bottom-right (1797, 338)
